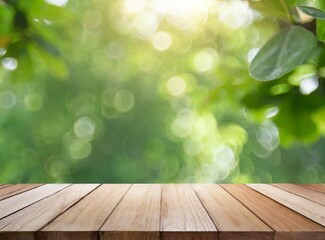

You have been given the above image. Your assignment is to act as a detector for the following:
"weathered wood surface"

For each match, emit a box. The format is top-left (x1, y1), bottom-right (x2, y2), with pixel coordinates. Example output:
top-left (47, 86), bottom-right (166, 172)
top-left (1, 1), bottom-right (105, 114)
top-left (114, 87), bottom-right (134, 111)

top-left (0, 184), bottom-right (324, 240)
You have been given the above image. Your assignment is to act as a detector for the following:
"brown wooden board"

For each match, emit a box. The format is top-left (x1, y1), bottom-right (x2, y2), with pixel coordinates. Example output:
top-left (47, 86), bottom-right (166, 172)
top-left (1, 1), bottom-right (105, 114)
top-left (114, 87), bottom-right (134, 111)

top-left (298, 184), bottom-right (325, 194)
top-left (0, 184), bottom-right (323, 240)
top-left (0, 184), bottom-right (98, 240)
top-left (160, 184), bottom-right (217, 240)
top-left (0, 184), bottom-right (11, 189)
top-left (41, 184), bottom-right (131, 240)
top-left (192, 184), bottom-right (273, 240)
top-left (272, 184), bottom-right (325, 205)
top-left (0, 184), bottom-right (42, 201)
top-left (0, 184), bottom-right (68, 220)
top-left (247, 184), bottom-right (325, 227)
top-left (221, 184), bottom-right (325, 240)
top-left (100, 184), bottom-right (161, 240)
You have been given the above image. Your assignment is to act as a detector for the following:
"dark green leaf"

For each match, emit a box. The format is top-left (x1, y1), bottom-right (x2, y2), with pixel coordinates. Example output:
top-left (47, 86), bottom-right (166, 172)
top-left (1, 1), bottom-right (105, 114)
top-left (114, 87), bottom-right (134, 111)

top-left (29, 42), bottom-right (68, 79)
top-left (298, 6), bottom-right (325, 19)
top-left (249, 26), bottom-right (317, 81)
top-left (31, 34), bottom-right (60, 57)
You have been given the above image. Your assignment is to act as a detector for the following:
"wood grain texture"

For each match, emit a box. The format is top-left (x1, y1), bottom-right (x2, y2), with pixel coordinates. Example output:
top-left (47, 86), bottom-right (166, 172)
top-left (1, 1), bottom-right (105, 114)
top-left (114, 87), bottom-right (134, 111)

top-left (248, 184), bottom-right (325, 227)
top-left (192, 184), bottom-right (273, 240)
top-left (298, 184), bottom-right (325, 194)
top-left (100, 184), bottom-right (161, 240)
top-left (0, 184), bottom-right (324, 239)
top-left (0, 184), bottom-right (42, 201)
top-left (221, 184), bottom-right (325, 240)
top-left (0, 184), bottom-right (68, 219)
top-left (42, 184), bottom-right (131, 240)
top-left (160, 184), bottom-right (217, 240)
top-left (0, 184), bottom-right (11, 189)
top-left (272, 184), bottom-right (325, 205)
top-left (0, 184), bottom-right (98, 232)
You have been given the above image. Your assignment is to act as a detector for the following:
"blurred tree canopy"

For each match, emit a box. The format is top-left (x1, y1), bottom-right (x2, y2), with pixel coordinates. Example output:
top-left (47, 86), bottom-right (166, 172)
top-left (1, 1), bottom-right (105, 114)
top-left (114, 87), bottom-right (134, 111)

top-left (0, 0), bottom-right (324, 183)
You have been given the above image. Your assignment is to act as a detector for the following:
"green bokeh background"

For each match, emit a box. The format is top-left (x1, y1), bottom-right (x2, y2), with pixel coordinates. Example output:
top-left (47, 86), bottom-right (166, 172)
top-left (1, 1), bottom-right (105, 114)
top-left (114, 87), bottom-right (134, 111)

top-left (0, 0), bottom-right (324, 183)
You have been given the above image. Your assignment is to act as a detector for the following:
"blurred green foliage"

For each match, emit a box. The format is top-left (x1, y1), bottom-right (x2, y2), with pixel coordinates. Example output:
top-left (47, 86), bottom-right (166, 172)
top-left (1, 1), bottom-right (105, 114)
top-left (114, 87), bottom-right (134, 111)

top-left (0, 0), bottom-right (324, 183)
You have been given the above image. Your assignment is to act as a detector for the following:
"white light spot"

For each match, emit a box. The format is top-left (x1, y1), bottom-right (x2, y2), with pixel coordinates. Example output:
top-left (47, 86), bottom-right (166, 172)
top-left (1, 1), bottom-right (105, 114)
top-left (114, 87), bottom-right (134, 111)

top-left (0, 48), bottom-right (6, 56)
top-left (73, 116), bottom-right (96, 139)
top-left (133, 11), bottom-right (158, 39)
top-left (171, 110), bottom-right (194, 138)
top-left (167, 76), bottom-right (186, 96)
top-left (193, 48), bottom-right (218, 73)
top-left (255, 121), bottom-right (279, 157)
top-left (151, 31), bottom-right (172, 51)
top-left (124, 0), bottom-right (146, 13)
top-left (299, 76), bottom-right (319, 95)
top-left (265, 107), bottom-right (279, 118)
top-left (114, 90), bottom-right (135, 112)
top-left (69, 139), bottom-right (92, 160)
top-left (1, 57), bottom-right (18, 71)
top-left (212, 145), bottom-right (236, 171)
top-left (45, 0), bottom-right (68, 7)
top-left (218, 0), bottom-right (254, 29)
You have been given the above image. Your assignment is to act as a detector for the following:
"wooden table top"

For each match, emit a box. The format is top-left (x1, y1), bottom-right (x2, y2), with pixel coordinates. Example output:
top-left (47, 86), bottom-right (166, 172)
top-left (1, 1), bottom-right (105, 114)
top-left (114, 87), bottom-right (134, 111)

top-left (0, 184), bottom-right (324, 240)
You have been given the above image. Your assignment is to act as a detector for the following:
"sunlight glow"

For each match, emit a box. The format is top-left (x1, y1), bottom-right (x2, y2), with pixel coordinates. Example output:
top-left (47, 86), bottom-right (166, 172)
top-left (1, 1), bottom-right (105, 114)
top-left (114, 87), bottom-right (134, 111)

top-left (152, 31), bottom-right (172, 51)
top-left (300, 76), bottom-right (319, 95)
top-left (124, 0), bottom-right (146, 13)
top-left (1, 57), bottom-right (18, 71)
top-left (133, 11), bottom-right (159, 39)
top-left (193, 48), bottom-right (218, 73)
top-left (218, 0), bottom-right (254, 29)
top-left (167, 76), bottom-right (186, 96)
top-left (45, 0), bottom-right (68, 7)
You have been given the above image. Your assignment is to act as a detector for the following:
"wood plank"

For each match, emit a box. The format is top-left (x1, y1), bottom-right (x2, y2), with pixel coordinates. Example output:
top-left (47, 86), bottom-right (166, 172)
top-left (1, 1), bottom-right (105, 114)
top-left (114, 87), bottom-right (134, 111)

top-left (100, 184), bottom-right (161, 240)
top-left (248, 184), bottom-right (325, 227)
top-left (273, 184), bottom-right (325, 206)
top-left (0, 184), bottom-right (11, 189)
top-left (221, 184), bottom-right (325, 240)
top-left (0, 185), bottom-right (26, 197)
top-left (160, 184), bottom-right (218, 240)
top-left (0, 184), bottom-right (69, 219)
top-left (0, 184), bottom-right (42, 201)
top-left (41, 184), bottom-right (131, 240)
top-left (298, 184), bottom-right (325, 194)
top-left (192, 184), bottom-right (273, 240)
top-left (0, 184), bottom-right (98, 237)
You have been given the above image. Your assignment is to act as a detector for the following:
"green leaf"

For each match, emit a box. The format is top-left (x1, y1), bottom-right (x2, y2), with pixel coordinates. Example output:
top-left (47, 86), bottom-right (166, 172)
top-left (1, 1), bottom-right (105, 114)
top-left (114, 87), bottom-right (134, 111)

top-left (249, 26), bottom-right (317, 81)
top-left (31, 34), bottom-right (60, 57)
top-left (317, 19), bottom-right (325, 41)
top-left (29, 42), bottom-right (68, 79)
top-left (249, 1), bottom-right (288, 19)
top-left (298, 6), bottom-right (325, 19)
